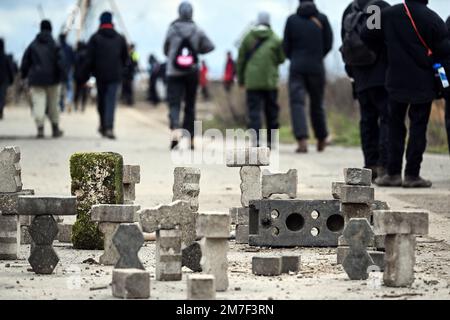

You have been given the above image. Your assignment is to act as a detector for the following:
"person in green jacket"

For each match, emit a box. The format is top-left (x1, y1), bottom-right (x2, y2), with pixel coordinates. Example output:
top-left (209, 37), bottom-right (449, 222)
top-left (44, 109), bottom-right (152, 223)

top-left (237, 12), bottom-right (285, 148)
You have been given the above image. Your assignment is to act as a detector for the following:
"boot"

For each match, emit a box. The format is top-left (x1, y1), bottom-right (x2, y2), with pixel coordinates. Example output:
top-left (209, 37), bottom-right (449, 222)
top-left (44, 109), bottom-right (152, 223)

top-left (403, 176), bottom-right (432, 189)
top-left (296, 139), bottom-right (308, 153)
top-left (317, 137), bottom-right (330, 153)
top-left (52, 123), bottom-right (64, 138)
top-left (366, 166), bottom-right (379, 182)
top-left (37, 126), bottom-right (44, 139)
top-left (103, 129), bottom-right (116, 140)
top-left (375, 174), bottom-right (403, 187)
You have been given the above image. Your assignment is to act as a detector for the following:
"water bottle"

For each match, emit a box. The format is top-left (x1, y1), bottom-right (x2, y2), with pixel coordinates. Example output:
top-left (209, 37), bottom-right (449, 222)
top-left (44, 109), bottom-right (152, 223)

top-left (433, 63), bottom-right (449, 88)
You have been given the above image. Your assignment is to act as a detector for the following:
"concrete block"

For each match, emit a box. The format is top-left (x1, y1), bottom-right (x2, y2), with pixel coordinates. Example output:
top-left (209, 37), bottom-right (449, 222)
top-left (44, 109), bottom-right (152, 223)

top-left (235, 225), bottom-right (249, 244)
top-left (123, 165), bottom-right (140, 184)
top-left (226, 147), bottom-right (270, 167)
top-left (249, 199), bottom-right (344, 247)
top-left (384, 234), bottom-right (416, 287)
top-left (340, 186), bottom-right (374, 204)
top-left (99, 222), bottom-right (121, 266)
top-left (331, 182), bottom-right (344, 200)
top-left (139, 200), bottom-right (197, 246)
top-left (373, 210), bottom-right (429, 236)
top-left (157, 229), bottom-right (182, 254)
top-left (113, 223), bottom-right (145, 270)
top-left (182, 242), bottom-right (202, 272)
top-left (281, 256), bottom-right (301, 274)
top-left (0, 190), bottom-right (35, 215)
top-left (187, 275), bottom-right (216, 300)
top-left (344, 168), bottom-right (372, 186)
top-left (18, 196), bottom-right (77, 216)
top-left (236, 207), bottom-right (249, 225)
top-left (173, 167), bottom-right (200, 212)
top-left (155, 254), bottom-right (182, 281)
top-left (240, 166), bottom-right (261, 207)
top-left (0, 146), bottom-right (22, 193)
top-left (252, 256), bottom-right (282, 276)
top-left (0, 215), bottom-right (20, 260)
top-left (123, 184), bottom-right (136, 203)
top-left (21, 225), bottom-right (32, 245)
top-left (341, 204), bottom-right (371, 224)
top-left (90, 204), bottom-right (140, 223)
top-left (200, 238), bottom-right (228, 291)
top-left (112, 269), bottom-right (150, 299)
top-left (57, 223), bottom-right (73, 243)
top-left (28, 215), bottom-right (59, 274)
top-left (197, 212), bottom-right (230, 238)
top-left (262, 169), bottom-right (297, 199)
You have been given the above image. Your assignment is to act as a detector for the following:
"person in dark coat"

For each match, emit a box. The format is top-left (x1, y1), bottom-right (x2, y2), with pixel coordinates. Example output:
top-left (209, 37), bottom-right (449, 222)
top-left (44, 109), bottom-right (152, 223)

top-left (362, 0), bottom-right (450, 188)
top-left (20, 20), bottom-right (65, 138)
top-left (283, 0), bottom-right (333, 153)
top-left (58, 33), bottom-right (75, 112)
top-left (85, 11), bottom-right (129, 139)
top-left (121, 44), bottom-right (138, 106)
top-left (0, 39), bottom-right (15, 120)
top-left (73, 41), bottom-right (89, 112)
top-left (446, 16), bottom-right (450, 155)
top-left (342, 0), bottom-right (391, 181)
top-left (148, 54), bottom-right (161, 105)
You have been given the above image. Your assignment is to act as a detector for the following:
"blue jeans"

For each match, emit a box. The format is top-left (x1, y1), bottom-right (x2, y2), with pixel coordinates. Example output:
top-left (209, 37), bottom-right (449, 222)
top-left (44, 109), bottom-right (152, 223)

top-left (97, 82), bottom-right (119, 131)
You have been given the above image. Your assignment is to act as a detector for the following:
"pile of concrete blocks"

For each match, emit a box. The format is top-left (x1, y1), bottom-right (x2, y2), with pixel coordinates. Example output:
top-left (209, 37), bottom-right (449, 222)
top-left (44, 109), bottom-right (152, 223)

top-left (249, 199), bottom-right (344, 247)
top-left (155, 229), bottom-right (182, 281)
top-left (373, 210), bottom-right (429, 287)
top-left (336, 168), bottom-right (384, 268)
top-left (252, 256), bottom-right (301, 276)
top-left (17, 196), bottom-right (77, 274)
top-left (0, 147), bottom-right (35, 259)
top-left (123, 165), bottom-right (140, 205)
top-left (227, 147), bottom-right (270, 244)
top-left (90, 204), bottom-right (141, 265)
top-left (197, 212), bottom-right (230, 292)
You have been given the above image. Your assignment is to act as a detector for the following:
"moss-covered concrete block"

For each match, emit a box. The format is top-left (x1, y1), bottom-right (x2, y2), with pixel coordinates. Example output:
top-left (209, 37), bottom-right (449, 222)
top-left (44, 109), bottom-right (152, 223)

top-left (70, 152), bottom-right (124, 250)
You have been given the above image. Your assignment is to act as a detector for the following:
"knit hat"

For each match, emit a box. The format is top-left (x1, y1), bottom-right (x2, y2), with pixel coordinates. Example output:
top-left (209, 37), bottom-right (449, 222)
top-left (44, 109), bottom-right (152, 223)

top-left (257, 11), bottom-right (271, 26)
top-left (40, 20), bottom-right (52, 32)
top-left (179, 1), bottom-right (193, 20)
top-left (100, 11), bottom-right (113, 25)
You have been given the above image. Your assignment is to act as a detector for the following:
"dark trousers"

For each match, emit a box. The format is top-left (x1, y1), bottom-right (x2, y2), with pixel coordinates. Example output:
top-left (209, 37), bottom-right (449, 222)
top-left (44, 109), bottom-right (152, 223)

top-left (148, 75), bottom-right (160, 105)
top-left (74, 82), bottom-right (88, 112)
top-left (97, 82), bottom-right (119, 131)
top-left (247, 90), bottom-right (280, 147)
top-left (121, 78), bottom-right (134, 106)
top-left (446, 99), bottom-right (450, 154)
top-left (388, 100), bottom-right (432, 177)
top-left (289, 72), bottom-right (329, 140)
top-left (357, 87), bottom-right (389, 169)
top-left (0, 83), bottom-right (7, 118)
top-left (167, 73), bottom-right (199, 137)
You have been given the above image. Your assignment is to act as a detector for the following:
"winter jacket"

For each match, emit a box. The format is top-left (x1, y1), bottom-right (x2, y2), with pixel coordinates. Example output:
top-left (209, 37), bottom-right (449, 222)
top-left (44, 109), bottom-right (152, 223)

top-left (164, 19), bottom-right (215, 77)
top-left (237, 25), bottom-right (285, 91)
top-left (86, 27), bottom-right (129, 84)
top-left (0, 41), bottom-right (14, 85)
top-left (74, 43), bottom-right (89, 84)
top-left (20, 31), bottom-right (64, 86)
top-left (283, 2), bottom-right (333, 75)
top-left (362, 0), bottom-right (450, 104)
top-left (342, 0), bottom-right (391, 93)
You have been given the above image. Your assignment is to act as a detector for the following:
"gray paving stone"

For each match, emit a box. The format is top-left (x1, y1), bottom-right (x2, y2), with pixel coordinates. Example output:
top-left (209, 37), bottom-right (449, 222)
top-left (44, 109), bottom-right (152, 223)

top-left (0, 190), bottom-right (35, 215)
top-left (200, 238), bottom-right (228, 291)
top-left (262, 169), bottom-right (297, 199)
top-left (235, 225), bottom-right (249, 244)
top-left (99, 222), bottom-right (121, 266)
top-left (112, 269), bottom-right (150, 299)
top-left (235, 207), bottom-right (250, 225)
top-left (373, 210), bottom-right (429, 236)
top-left (341, 204), bottom-right (372, 224)
top-left (28, 245), bottom-right (59, 275)
top-left (57, 223), bottom-right (73, 243)
top-left (90, 204), bottom-right (140, 223)
top-left (252, 256), bottom-right (282, 276)
top-left (281, 256), bottom-right (301, 274)
top-left (187, 275), bottom-right (216, 300)
top-left (0, 146), bottom-right (22, 193)
top-left (384, 234), bottom-right (416, 287)
top-left (139, 200), bottom-right (197, 246)
top-left (226, 147), bottom-right (270, 167)
top-left (344, 168), bottom-right (372, 186)
top-left (182, 242), bottom-right (202, 272)
top-left (123, 184), bottom-right (136, 203)
top-left (123, 165), bottom-right (140, 184)
top-left (155, 254), bottom-right (182, 281)
top-left (0, 214), bottom-right (20, 260)
top-left (20, 225), bottom-right (32, 245)
top-left (340, 186), bottom-right (374, 204)
top-left (18, 196), bottom-right (77, 216)
top-left (331, 182), bottom-right (344, 200)
top-left (197, 212), bottom-right (230, 238)
top-left (172, 167), bottom-right (200, 212)
top-left (113, 223), bottom-right (145, 270)
top-left (240, 166), bottom-right (261, 207)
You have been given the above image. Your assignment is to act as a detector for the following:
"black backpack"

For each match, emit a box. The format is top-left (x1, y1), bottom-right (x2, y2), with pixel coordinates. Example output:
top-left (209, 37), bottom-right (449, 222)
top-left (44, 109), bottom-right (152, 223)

top-left (340, 0), bottom-right (378, 67)
top-left (173, 30), bottom-right (198, 72)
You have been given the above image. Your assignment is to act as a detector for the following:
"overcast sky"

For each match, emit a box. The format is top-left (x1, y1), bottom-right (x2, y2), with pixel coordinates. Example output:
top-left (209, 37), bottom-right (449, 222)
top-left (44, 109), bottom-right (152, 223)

top-left (0, 0), bottom-right (449, 78)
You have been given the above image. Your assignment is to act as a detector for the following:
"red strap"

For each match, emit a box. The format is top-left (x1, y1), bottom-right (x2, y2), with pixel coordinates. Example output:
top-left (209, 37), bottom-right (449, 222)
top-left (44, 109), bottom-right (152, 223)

top-left (100, 23), bottom-right (114, 30)
top-left (403, 1), bottom-right (433, 57)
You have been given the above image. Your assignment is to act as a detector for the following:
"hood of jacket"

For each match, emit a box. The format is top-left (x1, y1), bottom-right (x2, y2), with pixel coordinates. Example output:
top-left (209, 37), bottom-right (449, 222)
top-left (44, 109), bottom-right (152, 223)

top-left (170, 20), bottom-right (197, 38)
top-left (98, 28), bottom-right (119, 39)
top-left (36, 31), bottom-right (54, 44)
top-left (297, 2), bottom-right (319, 18)
top-left (250, 25), bottom-right (273, 40)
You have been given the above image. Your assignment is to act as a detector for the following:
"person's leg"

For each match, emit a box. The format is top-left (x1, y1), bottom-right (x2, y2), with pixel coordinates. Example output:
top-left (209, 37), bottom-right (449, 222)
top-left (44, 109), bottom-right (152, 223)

top-left (247, 90), bottom-right (263, 147)
top-left (264, 90), bottom-right (280, 148)
top-left (305, 73), bottom-right (329, 151)
top-left (357, 89), bottom-right (380, 170)
top-left (387, 100), bottom-right (408, 176)
top-left (446, 98), bottom-right (450, 154)
top-left (0, 83), bottom-right (7, 119)
top-left (96, 82), bottom-right (106, 134)
top-left (167, 76), bottom-right (184, 148)
top-left (373, 87), bottom-right (390, 176)
top-left (183, 72), bottom-right (199, 139)
top-left (103, 82), bottom-right (119, 137)
top-left (81, 85), bottom-right (88, 112)
top-left (404, 102), bottom-right (432, 182)
top-left (288, 72), bottom-right (309, 152)
top-left (30, 86), bottom-right (47, 137)
top-left (74, 82), bottom-right (80, 111)
top-left (47, 84), bottom-right (63, 138)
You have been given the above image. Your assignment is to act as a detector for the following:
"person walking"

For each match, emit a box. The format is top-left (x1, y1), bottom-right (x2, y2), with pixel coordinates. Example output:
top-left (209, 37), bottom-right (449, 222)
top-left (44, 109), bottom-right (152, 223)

top-left (0, 39), bottom-right (15, 120)
top-left (164, 1), bottom-right (215, 150)
top-left (199, 60), bottom-right (210, 101)
top-left (223, 51), bottom-right (236, 92)
top-left (85, 11), bottom-right (129, 139)
top-left (121, 44), bottom-right (138, 106)
top-left (20, 20), bottom-right (65, 138)
top-left (362, 0), bottom-right (450, 188)
top-left (237, 12), bottom-right (285, 148)
top-left (58, 34), bottom-right (75, 113)
top-left (73, 41), bottom-right (89, 112)
top-left (341, 0), bottom-right (391, 181)
top-left (148, 54), bottom-right (161, 105)
top-left (283, 0), bottom-right (333, 153)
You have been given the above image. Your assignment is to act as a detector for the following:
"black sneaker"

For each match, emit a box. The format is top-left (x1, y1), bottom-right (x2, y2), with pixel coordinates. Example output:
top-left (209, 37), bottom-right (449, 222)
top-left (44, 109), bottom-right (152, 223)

top-left (37, 126), bottom-right (44, 139)
top-left (103, 129), bottom-right (116, 140)
top-left (52, 124), bottom-right (64, 138)
top-left (403, 176), bottom-right (432, 188)
top-left (375, 174), bottom-right (403, 187)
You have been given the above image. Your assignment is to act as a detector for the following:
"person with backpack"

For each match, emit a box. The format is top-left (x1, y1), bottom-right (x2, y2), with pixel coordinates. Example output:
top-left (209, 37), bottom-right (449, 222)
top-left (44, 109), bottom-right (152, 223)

top-left (341, 0), bottom-right (391, 181)
top-left (20, 20), bottom-right (65, 139)
top-left (237, 12), bottom-right (285, 148)
top-left (283, 0), bottom-right (333, 153)
top-left (164, 1), bottom-right (215, 150)
top-left (0, 38), bottom-right (15, 120)
top-left (362, 0), bottom-right (450, 188)
top-left (85, 12), bottom-right (129, 139)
